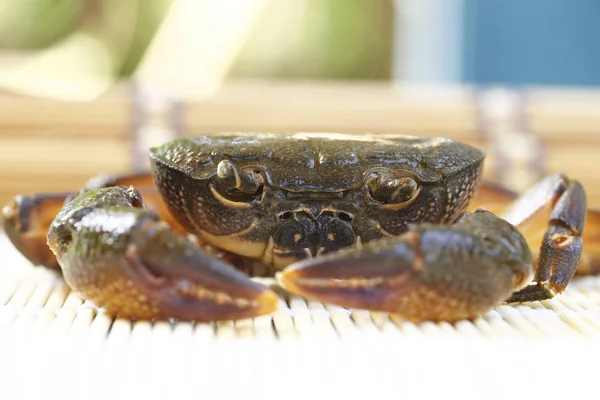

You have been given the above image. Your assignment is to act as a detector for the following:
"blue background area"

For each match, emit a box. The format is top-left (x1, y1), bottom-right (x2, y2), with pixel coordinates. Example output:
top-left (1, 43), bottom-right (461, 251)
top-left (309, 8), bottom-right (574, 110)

top-left (463, 0), bottom-right (600, 86)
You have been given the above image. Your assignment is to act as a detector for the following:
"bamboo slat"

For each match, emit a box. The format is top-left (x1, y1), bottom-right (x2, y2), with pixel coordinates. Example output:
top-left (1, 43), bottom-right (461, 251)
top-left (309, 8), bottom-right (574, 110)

top-left (185, 82), bottom-right (479, 136)
top-left (0, 138), bottom-right (129, 166)
top-left (1, 80), bottom-right (600, 207)
top-left (528, 87), bottom-right (600, 139)
top-left (0, 86), bottom-right (131, 131)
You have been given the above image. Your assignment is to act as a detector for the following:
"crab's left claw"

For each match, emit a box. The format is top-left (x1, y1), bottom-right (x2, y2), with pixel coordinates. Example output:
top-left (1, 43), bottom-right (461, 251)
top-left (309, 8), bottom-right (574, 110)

top-left (278, 240), bottom-right (423, 312)
top-left (279, 210), bottom-right (533, 322)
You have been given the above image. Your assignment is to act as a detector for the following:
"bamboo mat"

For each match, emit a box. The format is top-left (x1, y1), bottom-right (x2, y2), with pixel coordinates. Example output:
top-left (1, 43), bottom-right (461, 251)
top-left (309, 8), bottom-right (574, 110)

top-left (3, 81), bottom-right (600, 206)
top-left (1, 232), bottom-right (600, 399)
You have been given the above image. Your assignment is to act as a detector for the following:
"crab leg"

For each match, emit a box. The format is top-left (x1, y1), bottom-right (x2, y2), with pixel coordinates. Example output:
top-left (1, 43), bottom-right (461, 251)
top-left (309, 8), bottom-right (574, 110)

top-left (278, 209), bottom-right (533, 322)
top-left (467, 181), bottom-right (519, 216)
top-left (84, 172), bottom-right (188, 234)
top-left (47, 186), bottom-right (278, 321)
top-left (500, 174), bottom-right (586, 302)
top-left (2, 172), bottom-right (186, 272)
top-left (579, 210), bottom-right (600, 274)
top-left (3, 192), bottom-right (70, 271)
top-left (471, 178), bottom-right (600, 277)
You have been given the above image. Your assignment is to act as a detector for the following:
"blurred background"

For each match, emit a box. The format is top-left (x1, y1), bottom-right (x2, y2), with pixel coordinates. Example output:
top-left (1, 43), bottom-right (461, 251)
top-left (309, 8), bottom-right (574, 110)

top-left (0, 0), bottom-right (599, 206)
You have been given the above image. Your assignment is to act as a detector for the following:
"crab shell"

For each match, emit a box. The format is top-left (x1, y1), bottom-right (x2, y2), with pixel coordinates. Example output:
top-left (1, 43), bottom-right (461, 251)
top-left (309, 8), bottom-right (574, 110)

top-left (149, 133), bottom-right (485, 270)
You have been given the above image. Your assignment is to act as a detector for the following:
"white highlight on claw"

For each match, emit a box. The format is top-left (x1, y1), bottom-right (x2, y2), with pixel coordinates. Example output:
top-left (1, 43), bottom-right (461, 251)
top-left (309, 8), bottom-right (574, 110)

top-left (74, 210), bottom-right (138, 235)
top-left (292, 277), bottom-right (387, 288)
top-left (174, 280), bottom-right (258, 308)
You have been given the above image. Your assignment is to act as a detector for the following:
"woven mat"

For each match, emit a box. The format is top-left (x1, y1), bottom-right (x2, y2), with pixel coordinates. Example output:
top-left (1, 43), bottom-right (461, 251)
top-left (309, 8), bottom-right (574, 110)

top-left (1, 232), bottom-right (599, 399)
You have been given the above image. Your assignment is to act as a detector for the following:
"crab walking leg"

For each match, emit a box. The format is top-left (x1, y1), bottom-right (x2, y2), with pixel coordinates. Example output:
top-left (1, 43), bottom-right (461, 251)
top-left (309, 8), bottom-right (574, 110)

top-left (84, 172), bottom-right (188, 235)
top-left (2, 173), bottom-right (187, 272)
top-left (46, 186), bottom-right (278, 321)
top-left (501, 174), bottom-right (586, 302)
top-left (578, 210), bottom-right (600, 274)
top-left (278, 210), bottom-right (533, 322)
top-left (3, 192), bottom-right (70, 271)
top-left (470, 177), bottom-right (600, 277)
top-left (467, 181), bottom-right (519, 216)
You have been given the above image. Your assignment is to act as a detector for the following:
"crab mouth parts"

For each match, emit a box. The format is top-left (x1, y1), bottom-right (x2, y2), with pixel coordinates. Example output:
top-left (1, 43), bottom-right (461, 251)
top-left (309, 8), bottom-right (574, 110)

top-left (274, 246), bottom-right (329, 260)
top-left (273, 207), bottom-right (356, 251)
top-left (274, 238), bottom-right (361, 259)
top-left (269, 235), bottom-right (363, 269)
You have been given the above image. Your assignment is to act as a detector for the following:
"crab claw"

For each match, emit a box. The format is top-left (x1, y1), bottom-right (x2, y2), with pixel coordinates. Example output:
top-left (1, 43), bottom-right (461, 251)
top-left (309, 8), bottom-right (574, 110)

top-left (278, 240), bottom-right (423, 311)
top-left (48, 187), bottom-right (278, 322)
top-left (119, 215), bottom-right (279, 321)
top-left (279, 210), bottom-right (533, 322)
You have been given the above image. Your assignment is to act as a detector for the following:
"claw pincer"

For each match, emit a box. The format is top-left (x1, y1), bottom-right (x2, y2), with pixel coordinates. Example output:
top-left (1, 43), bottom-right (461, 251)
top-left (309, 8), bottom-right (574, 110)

top-left (46, 186), bottom-right (278, 321)
top-left (279, 210), bottom-right (533, 322)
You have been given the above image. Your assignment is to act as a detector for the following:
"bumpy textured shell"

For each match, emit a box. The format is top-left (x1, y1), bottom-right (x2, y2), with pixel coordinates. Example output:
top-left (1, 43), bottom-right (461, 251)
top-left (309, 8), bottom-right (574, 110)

top-left (149, 133), bottom-right (485, 191)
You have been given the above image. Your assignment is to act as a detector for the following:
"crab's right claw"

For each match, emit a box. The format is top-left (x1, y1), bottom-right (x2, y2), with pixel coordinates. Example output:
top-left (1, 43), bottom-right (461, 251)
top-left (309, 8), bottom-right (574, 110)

top-left (279, 210), bottom-right (533, 322)
top-left (48, 187), bottom-right (278, 322)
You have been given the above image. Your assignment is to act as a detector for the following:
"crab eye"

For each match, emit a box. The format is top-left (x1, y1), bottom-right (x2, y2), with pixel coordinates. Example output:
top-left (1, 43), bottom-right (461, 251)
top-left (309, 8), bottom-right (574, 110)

top-left (214, 160), bottom-right (263, 202)
top-left (368, 173), bottom-right (419, 205)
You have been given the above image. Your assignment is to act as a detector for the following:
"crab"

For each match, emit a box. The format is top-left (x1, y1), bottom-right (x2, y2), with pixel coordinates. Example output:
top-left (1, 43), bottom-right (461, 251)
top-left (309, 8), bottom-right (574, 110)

top-left (2, 133), bottom-right (599, 323)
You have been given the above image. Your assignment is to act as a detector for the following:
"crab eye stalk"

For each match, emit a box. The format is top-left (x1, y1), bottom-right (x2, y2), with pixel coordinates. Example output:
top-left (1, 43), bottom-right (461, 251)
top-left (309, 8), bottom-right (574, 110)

top-left (216, 160), bottom-right (263, 194)
top-left (214, 160), bottom-right (264, 204)
top-left (368, 174), bottom-right (419, 206)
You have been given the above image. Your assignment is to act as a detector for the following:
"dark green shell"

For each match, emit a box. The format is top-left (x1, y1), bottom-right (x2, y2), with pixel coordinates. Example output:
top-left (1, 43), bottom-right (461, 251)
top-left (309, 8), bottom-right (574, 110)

top-left (150, 133), bottom-right (485, 192)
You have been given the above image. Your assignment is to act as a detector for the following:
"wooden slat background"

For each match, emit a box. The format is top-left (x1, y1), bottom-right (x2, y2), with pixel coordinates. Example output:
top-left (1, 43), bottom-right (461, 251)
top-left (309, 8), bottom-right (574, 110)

top-left (1, 80), bottom-right (600, 205)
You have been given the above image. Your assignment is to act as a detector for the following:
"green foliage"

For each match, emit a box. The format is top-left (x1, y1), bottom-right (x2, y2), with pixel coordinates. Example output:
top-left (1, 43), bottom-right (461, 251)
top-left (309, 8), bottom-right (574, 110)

top-left (0, 0), bottom-right (393, 80)
top-left (230, 0), bottom-right (393, 79)
top-left (0, 0), bottom-right (85, 49)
